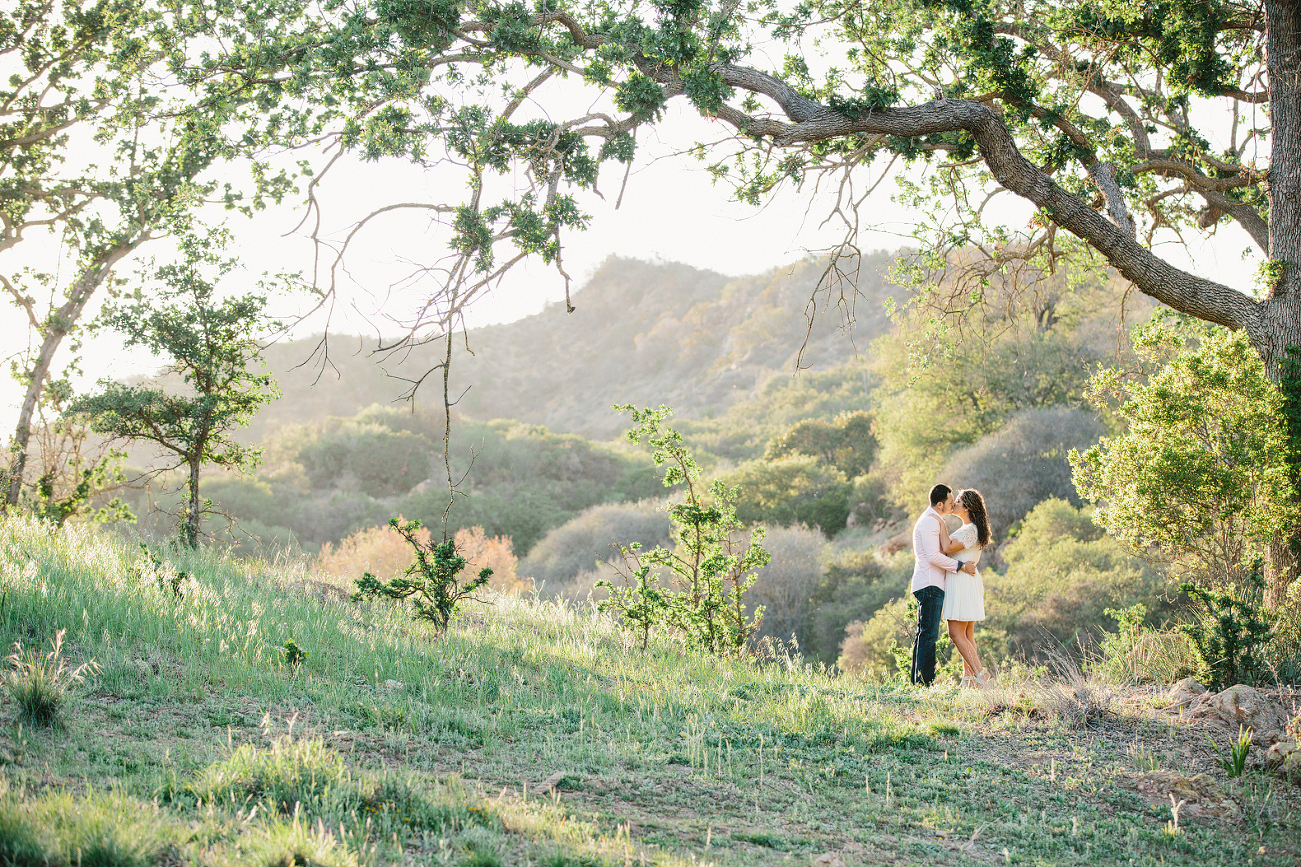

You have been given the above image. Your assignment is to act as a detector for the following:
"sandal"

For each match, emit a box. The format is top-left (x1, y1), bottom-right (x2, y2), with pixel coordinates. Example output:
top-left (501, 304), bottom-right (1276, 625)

top-left (975, 668), bottom-right (992, 687)
top-left (960, 674), bottom-right (975, 689)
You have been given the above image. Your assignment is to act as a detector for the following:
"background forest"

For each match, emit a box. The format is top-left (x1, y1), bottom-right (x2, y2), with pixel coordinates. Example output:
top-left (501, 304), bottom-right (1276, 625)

top-left (107, 250), bottom-right (1170, 674)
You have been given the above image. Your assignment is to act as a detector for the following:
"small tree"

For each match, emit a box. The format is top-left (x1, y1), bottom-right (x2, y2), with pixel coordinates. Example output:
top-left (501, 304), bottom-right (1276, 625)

top-left (71, 231), bottom-right (280, 546)
top-left (1179, 572), bottom-right (1278, 691)
top-left (599, 405), bottom-right (769, 655)
top-left (1071, 316), bottom-right (1299, 601)
top-left (352, 518), bottom-right (491, 632)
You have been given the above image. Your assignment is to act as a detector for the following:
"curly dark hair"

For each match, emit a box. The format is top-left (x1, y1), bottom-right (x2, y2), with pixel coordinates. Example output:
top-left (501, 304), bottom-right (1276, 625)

top-left (958, 489), bottom-right (991, 548)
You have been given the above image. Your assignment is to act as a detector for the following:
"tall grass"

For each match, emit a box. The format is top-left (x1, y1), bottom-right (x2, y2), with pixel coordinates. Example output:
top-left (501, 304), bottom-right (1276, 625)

top-left (1, 516), bottom-right (1298, 867)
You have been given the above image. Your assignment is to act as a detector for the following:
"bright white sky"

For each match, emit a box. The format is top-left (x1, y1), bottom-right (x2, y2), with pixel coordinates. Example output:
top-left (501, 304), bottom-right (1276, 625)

top-left (0, 98), bottom-right (1265, 432)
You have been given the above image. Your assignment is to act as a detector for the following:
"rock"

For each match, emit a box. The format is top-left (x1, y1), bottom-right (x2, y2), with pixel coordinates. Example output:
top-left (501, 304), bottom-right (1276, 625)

top-left (1265, 741), bottom-right (1301, 781)
top-left (382, 679), bottom-right (404, 690)
top-left (813, 854), bottom-right (845, 867)
top-left (1185, 685), bottom-right (1288, 746)
top-left (532, 772), bottom-right (568, 794)
top-left (1167, 678), bottom-right (1206, 710)
top-left (1134, 771), bottom-right (1238, 820)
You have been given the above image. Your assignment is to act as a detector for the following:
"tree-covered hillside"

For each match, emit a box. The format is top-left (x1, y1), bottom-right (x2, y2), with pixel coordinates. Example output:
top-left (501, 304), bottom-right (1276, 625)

top-left (251, 254), bottom-right (901, 442)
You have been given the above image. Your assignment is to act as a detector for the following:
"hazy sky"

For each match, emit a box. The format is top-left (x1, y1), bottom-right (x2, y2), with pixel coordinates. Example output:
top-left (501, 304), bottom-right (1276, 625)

top-left (0, 100), bottom-right (1264, 431)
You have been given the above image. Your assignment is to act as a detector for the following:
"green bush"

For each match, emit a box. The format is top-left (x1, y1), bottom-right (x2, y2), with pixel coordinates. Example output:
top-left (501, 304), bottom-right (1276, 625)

top-left (1073, 317), bottom-right (1298, 599)
top-left (353, 518), bottom-right (491, 632)
top-left (1179, 575), bottom-right (1277, 691)
top-left (599, 405), bottom-right (769, 654)
top-left (763, 411), bottom-right (876, 479)
top-left (723, 455), bottom-right (851, 536)
top-left (519, 500), bottom-right (671, 593)
top-left (298, 423), bottom-right (430, 497)
top-left (984, 498), bottom-right (1178, 660)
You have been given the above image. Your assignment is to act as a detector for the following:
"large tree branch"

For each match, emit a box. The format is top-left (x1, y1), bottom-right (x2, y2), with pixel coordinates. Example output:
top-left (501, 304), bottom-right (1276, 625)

top-left (688, 64), bottom-right (1261, 330)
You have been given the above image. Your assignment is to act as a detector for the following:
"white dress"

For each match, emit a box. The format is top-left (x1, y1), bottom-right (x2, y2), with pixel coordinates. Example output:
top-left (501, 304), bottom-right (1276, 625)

top-left (941, 523), bottom-right (985, 622)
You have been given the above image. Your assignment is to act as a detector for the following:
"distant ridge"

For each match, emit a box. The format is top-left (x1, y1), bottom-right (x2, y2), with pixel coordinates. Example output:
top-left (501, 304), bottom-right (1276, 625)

top-left (252, 253), bottom-right (902, 440)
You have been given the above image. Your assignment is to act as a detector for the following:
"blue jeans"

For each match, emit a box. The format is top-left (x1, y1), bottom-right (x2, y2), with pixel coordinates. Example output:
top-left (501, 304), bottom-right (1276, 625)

top-left (910, 586), bottom-right (945, 686)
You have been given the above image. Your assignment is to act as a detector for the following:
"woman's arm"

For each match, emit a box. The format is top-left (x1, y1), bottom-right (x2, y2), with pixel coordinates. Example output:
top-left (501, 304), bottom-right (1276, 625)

top-left (939, 520), bottom-right (964, 554)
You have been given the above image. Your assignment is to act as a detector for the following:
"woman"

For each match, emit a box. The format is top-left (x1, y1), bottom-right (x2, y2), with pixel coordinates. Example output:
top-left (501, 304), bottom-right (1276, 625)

top-left (938, 489), bottom-right (992, 687)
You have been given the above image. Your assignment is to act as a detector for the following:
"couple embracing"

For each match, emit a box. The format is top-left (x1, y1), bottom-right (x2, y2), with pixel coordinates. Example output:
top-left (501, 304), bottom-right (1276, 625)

top-left (909, 484), bottom-right (992, 688)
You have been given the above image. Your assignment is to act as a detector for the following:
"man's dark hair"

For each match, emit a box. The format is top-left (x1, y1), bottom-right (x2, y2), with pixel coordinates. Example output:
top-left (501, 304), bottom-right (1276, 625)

top-left (929, 484), bottom-right (951, 507)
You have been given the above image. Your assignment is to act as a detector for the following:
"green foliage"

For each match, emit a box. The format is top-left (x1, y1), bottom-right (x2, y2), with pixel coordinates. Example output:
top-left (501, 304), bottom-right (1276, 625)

top-left (1178, 576), bottom-right (1276, 691)
top-left (282, 639), bottom-right (309, 669)
top-left (872, 255), bottom-right (1129, 507)
top-left (297, 423), bottom-right (431, 498)
top-left (11, 378), bottom-right (134, 528)
top-left (763, 411), bottom-right (876, 479)
top-left (353, 518), bottom-right (491, 632)
top-left (1207, 726), bottom-right (1253, 779)
top-left (1072, 317), bottom-right (1299, 592)
top-left (600, 406), bottom-right (769, 654)
top-left (72, 230), bottom-right (280, 547)
top-left (723, 455), bottom-right (851, 536)
top-left (4, 629), bottom-right (99, 728)
top-left (985, 498), bottom-right (1177, 660)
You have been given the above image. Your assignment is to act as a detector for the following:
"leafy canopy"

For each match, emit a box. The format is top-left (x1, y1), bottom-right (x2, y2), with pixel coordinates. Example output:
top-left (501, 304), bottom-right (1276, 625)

top-left (1072, 316), bottom-right (1299, 593)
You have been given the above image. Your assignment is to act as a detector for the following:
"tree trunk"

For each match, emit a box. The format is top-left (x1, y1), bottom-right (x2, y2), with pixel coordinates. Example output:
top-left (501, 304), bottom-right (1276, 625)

top-left (183, 453), bottom-right (202, 548)
top-left (1250, 0), bottom-right (1301, 609)
top-left (4, 240), bottom-right (142, 508)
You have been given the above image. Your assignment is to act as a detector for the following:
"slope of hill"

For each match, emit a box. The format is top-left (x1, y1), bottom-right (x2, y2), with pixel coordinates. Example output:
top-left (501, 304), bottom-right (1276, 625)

top-left (252, 253), bottom-right (900, 441)
top-left (2, 517), bottom-right (1297, 866)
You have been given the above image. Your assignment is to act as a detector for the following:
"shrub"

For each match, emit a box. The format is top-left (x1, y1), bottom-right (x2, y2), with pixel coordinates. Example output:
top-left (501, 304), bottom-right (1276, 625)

top-left (746, 524), bottom-right (828, 646)
top-left (723, 455), bottom-right (851, 536)
top-left (763, 411), bottom-right (877, 479)
top-left (985, 498), bottom-right (1177, 660)
top-left (297, 422), bottom-right (431, 498)
top-left (1072, 317), bottom-right (1298, 602)
top-left (4, 629), bottom-right (99, 728)
top-left (315, 518), bottom-right (428, 584)
top-left (519, 501), bottom-right (670, 593)
top-left (353, 519), bottom-right (491, 632)
top-left (454, 526), bottom-right (528, 594)
top-left (1179, 574), bottom-right (1277, 690)
top-left (940, 407), bottom-right (1106, 539)
top-left (599, 405), bottom-right (769, 654)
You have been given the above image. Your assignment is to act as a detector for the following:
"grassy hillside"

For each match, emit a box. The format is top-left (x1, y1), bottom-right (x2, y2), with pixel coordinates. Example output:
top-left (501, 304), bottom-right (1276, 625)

top-left (2, 519), bottom-right (1297, 866)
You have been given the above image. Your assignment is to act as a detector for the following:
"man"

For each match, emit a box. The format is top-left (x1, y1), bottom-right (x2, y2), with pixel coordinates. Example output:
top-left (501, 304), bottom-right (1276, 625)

top-left (910, 483), bottom-right (977, 686)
